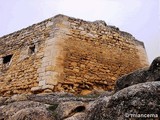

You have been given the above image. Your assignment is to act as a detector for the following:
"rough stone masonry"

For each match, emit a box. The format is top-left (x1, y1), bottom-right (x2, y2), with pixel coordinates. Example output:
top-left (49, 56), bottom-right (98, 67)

top-left (0, 14), bottom-right (149, 96)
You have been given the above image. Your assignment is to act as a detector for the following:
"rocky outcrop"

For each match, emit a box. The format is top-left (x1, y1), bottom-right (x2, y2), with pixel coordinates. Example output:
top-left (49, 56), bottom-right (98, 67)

top-left (55, 101), bottom-right (87, 120)
top-left (0, 82), bottom-right (160, 120)
top-left (114, 56), bottom-right (160, 92)
top-left (0, 93), bottom-right (96, 120)
top-left (86, 81), bottom-right (160, 120)
top-left (0, 101), bottom-right (54, 120)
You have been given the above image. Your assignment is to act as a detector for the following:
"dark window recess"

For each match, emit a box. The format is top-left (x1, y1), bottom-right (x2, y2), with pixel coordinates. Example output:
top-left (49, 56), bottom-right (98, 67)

top-left (3, 55), bottom-right (13, 64)
top-left (28, 45), bottom-right (35, 55)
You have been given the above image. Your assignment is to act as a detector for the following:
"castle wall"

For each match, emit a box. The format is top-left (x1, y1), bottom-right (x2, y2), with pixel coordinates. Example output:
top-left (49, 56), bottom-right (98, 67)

top-left (0, 17), bottom-right (56, 96)
top-left (53, 16), bottom-right (149, 94)
top-left (0, 15), bottom-right (149, 96)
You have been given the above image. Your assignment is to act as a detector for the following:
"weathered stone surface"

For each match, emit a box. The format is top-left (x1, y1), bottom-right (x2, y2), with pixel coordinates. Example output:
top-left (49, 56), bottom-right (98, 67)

top-left (0, 101), bottom-right (52, 120)
top-left (55, 101), bottom-right (86, 120)
top-left (64, 113), bottom-right (86, 120)
top-left (114, 56), bottom-right (160, 92)
top-left (10, 107), bottom-right (54, 120)
top-left (1, 81), bottom-right (160, 120)
top-left (0, 92), bottom-right (96, 120)
top-left (86, 81), bottom-right (160, 120)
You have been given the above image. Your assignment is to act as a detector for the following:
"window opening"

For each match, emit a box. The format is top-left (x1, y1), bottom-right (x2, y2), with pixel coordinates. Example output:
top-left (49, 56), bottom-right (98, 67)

top-left (3, 54), bottom-right (13, 64)
top-left (28, 45), bottom-right (35, 55)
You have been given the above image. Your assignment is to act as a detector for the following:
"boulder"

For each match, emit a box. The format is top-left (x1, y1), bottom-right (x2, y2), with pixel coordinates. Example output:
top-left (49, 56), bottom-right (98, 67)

top-left (0, 101), bottom-right (54, 120)
top-left (55, 101), bottom-right (86, 120)
top-left (86, 81), bottom-right (160, 120)
top-left (0, 92), bottom-right (96, 120)
top-left (10, 107), bottom-right (54, 120)
top-left (114, 56), bottom-right (160, 92)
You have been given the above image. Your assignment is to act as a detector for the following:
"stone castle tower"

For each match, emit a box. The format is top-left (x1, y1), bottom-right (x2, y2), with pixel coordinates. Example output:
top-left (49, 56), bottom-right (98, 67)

top-left (0, 14), bottom-right (149, 96)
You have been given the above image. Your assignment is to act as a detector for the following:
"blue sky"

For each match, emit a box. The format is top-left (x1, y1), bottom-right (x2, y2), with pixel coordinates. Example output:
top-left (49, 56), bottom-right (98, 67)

top-left (0, 0), bottom-right (159, 63)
